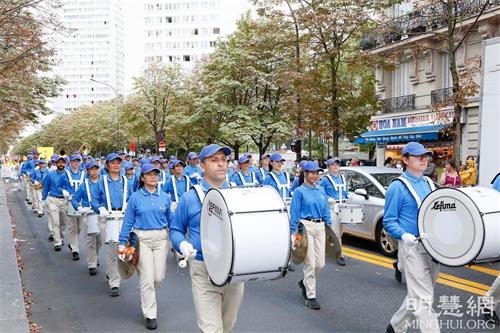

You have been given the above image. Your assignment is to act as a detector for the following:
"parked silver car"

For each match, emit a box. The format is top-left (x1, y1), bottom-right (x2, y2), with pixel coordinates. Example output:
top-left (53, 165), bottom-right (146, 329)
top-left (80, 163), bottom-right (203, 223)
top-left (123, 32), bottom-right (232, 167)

top-left (338, 166), bottom-right (403, 257)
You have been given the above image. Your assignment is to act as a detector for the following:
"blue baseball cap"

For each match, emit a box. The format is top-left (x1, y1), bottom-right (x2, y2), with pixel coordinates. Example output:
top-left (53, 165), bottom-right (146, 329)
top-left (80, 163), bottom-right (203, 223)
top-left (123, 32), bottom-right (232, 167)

top-left (82, 153), bottom-right (88, 158)
top-left (105, 153), bottom-right (122, 163)
top-left (85, 161), bottom-right (99, 170)
top-left (140, 163), bottom-right (160, 175)
top-left (116, 150), bottom-right (126, 155)
top-left (199, 144), bottom-right (231, 162)
top-left (35, 159), bottom-right (45, 165)
top-left (187, 152), bottom-right (198, 160)
top-left (69, 154), bottom-right (82, 161)
top-left (303, 161), bottom-right (321, 172)
top-left (32, 150), bottom-right (40, 155)
top-left (123, 162), bottom-right (134, 170)
top-left (238, 155), bottom-right (250, 164)
top-left (150, 156), bottom-right (161, 163)
top-left (172, 160), bottom-right (185, 168)
top-left (299, 160), bottom-right (308, 168)
top-left (270, 153), bottom-right (285, 162)
top-left (326, 157), bottom-right (341, 166)
top-left (169, 155), bottom-right (176, 161)
top-left (402, 142), bottom-right (432, 156)
top-left (27, 154), bottom-right (33, 160)
top-left (160, 158), bottom-right (167, 164)
top-left (261, 153), bottom-right (270, 159)
top-left (140, 158), bottom-right (150, 165)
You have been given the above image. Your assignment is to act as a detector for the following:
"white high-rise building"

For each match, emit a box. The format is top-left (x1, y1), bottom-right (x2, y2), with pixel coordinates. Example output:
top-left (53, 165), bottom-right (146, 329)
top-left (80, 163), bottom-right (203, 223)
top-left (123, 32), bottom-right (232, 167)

top-left (51, 0), bottom-right (125, 114)
top-left (141, 0), bottom-right (250, 69)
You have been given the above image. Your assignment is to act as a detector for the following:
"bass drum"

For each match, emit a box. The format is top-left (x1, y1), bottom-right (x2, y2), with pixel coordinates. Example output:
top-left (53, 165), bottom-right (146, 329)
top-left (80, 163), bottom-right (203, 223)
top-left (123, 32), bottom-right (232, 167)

top-left (201, 186), bottom-right (290, 286)
top-left (418, 186), bottom-right (500, 267)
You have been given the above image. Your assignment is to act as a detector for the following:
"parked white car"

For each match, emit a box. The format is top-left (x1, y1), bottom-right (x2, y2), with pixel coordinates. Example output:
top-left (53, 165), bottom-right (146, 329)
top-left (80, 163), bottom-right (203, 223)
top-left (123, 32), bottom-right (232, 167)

top-left (338, 166), bottom-right (403, 257)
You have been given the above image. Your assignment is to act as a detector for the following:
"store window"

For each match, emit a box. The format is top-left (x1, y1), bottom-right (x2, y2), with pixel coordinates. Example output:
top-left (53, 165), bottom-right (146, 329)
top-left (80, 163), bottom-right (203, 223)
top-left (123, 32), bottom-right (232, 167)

top-left (441, 54), bottom-right (452, 88)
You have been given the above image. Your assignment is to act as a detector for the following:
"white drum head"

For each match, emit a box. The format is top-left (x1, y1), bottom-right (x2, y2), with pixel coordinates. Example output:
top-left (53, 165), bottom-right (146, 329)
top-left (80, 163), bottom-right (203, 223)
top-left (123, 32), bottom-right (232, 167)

top-left (201, 189), bottom-right (233, 286)
top-left (418, 188), bottom-right (485, 266)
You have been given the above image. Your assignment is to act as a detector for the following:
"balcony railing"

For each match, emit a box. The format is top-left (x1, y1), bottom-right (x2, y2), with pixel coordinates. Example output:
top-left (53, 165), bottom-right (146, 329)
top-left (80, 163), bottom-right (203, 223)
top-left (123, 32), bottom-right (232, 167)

top-left (361, 0), bottom-right (500, 50)
top-left (431, 87), bottom-right (454, 105)
top-left (380, 94), bottom-right (415, 113)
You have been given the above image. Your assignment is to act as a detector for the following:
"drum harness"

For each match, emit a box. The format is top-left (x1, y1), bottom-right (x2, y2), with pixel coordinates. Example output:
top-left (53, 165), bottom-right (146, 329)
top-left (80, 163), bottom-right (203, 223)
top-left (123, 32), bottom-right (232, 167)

top-left (103, 174), bottom-right (129, 214)
top-left (325, 174), bottom-right (347, 207)
top-left (65, 169), bottom-right (85, 192)
top-left (236, 171), bottom-right (258, 186)
top-left (172, 174), bottom-right (191, 203)
top-left (268, 172), bottom-right (290, 199)
top-left (393, 175), bottom-right (437, 261)
top-left (158, 170), bottom-right (167, 186)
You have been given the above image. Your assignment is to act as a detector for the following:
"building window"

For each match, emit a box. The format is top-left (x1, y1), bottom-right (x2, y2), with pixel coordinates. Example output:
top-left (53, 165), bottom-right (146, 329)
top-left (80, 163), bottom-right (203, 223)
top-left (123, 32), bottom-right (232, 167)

top-left (194, 28), bottom-right (198, 35)
top-left (391, 61), bottom-right (411, 97)
top-left (441, 54), bottom-right (452, 88)
top-left (389, 0), bottom-right (413, 18)
top-left (183, 55), bottom-right (191, 62)
top-left (209, 41), bottom-right (216, 47)
top-left (166, 16), bottom-right (172, 23)
top-left (213, 27), bottom-right (220, 34)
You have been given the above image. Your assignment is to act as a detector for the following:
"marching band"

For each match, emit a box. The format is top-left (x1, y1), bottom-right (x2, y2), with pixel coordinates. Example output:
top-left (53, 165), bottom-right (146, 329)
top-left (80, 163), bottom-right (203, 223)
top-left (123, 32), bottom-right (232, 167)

top-left (7, 141), bottom-right (500, 332)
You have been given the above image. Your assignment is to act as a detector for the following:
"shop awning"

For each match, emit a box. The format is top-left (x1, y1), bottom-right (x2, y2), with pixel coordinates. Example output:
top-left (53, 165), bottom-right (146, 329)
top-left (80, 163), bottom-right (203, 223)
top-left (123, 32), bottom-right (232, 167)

top-left (354, 125), bottom-right (445, 144)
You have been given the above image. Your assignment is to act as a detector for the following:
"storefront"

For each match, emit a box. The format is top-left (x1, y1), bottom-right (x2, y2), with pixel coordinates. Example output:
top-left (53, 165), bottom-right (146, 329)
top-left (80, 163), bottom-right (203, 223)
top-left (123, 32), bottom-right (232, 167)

top-left (354, 110), bottom-right (455, 167)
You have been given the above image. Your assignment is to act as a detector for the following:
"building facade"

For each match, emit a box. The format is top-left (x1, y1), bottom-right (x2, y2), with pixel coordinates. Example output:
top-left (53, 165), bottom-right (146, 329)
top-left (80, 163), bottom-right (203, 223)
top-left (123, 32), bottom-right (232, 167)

top-left (141, 0), bottom-right (249, 69)
top-left (50, 0), bottom-right (125, 114)
top-left (358, 0), bottom-right (500, 166)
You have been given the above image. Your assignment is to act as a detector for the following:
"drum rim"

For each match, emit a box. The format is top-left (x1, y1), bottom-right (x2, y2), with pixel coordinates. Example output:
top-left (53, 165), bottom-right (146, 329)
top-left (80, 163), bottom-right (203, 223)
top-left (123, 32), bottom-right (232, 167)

top-left (418, 187), bottom-right (486, 267)
top-left (202, 188), bottom-right (235, 287)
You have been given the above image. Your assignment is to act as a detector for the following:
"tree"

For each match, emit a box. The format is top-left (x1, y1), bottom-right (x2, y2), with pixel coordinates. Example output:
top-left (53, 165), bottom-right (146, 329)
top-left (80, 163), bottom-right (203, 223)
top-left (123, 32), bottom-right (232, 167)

top-left (124, 62), bottom-right (183, 146)
top-left (0, 1), bottom-right (64, 150)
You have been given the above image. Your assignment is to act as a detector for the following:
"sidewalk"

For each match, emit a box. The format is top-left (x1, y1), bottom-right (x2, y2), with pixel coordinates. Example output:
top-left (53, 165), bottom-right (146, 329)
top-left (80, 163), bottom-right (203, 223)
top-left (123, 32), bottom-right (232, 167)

top-left (0, 180), bottom-right (29, 333)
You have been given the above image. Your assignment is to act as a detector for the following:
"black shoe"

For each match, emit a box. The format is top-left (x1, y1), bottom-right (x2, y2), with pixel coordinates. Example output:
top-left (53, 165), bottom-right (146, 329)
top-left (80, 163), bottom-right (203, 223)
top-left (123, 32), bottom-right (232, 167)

top-left (145, 318), bottom-right (157, 330)
top-left (38, 213), bottom-right (43, 218)
top-left (386, 323), bottom-right (395, 333)
top-left (106, 274), bottom-right (109, 280)
top-left (336, 257), bottom-right (346, 266)
top-left (305, 298), bottom-right (321, 310)
top-left (68, 244), bottom-right (72, 251)
top-left (48, 235), bottom-right (54, 242)
top-left (298, 280), bottom-right (307, 300)
top-left (393, 261), bottom-right (402, 283)
top-left (109, 287), bottom-right (120, 297)
top-left (97, 260), bottom-right (100, 267)
top-left (54, 245), bottom-right (61, 251)
top-left (27, 200), bottom-right (32, 205)
top-left (484, 309), bottom-right (499, 324)
top-left (72, 252), bottom-right (79, 261)
top-left (89, 267), bottom-right (97, 276)
top-left (288, 264), bottom-right (295, 272)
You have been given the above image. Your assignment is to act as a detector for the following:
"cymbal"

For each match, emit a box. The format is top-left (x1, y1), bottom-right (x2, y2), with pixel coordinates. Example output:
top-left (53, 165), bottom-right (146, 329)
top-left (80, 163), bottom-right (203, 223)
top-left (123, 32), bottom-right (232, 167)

top-left (325, 226), bottom-right (341, 261)
top-left (291, 222), bottom-right (308, 265)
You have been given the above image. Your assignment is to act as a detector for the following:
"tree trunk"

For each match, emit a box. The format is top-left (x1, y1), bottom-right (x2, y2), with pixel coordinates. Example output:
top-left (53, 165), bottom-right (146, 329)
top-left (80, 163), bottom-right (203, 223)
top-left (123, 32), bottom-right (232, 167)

top-left (154, 130), bottom-right (164, 147)
top-left (330, 56), bottom-right (340, 157)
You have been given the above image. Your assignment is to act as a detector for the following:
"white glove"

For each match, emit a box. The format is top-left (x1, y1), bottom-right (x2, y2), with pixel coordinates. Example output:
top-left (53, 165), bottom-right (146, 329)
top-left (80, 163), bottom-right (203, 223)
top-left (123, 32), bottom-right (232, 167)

top-left (327, 197), bottom-right (335, 204)
top-left (41, 200), bottom-right (46, 209)
top-left (35, 166), bottom-right (40, 171)
top-left (402, 233), bottom-right (418, 247)
top-left (34, 181), bottom-right (40, 186)
top-left (179, 241), bottom-right (197, 258)
top-left (98, 207), bottom-right (109, 217)
top-left (62, 189), bottom-right (70, 199)
top-left (117, 245), bottom-right (126, 262)
top-left (78, 206), bottom-right (91, 214)
top-left (191, 172), bottom-right (201, 180)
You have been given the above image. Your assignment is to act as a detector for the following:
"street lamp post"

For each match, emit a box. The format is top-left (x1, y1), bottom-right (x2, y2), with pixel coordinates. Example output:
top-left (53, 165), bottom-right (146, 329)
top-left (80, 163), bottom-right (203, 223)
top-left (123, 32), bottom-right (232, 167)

top-left (90, 78), bottom-right (120, 150)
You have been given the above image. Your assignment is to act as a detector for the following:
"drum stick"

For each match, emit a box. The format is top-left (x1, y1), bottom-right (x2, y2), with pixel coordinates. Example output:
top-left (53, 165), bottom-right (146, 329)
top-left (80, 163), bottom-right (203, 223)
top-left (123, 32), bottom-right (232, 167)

top-left (178, 252), bottom-right (195, 268)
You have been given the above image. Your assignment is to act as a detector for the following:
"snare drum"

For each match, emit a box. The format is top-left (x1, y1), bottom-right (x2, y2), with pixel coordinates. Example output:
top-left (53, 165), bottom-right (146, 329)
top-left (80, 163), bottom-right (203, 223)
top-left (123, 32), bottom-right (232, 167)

top-left (105, 212), bottom-right (124, 244)
top-left (201, 186), bottom-right (291, 286)
top-left (337, 204), bottom-right (364, 224)
top-left (66, 201), bottom-right (81, 217)
top-left (418, 186), bottom-right (500, 267)
top-left (86, 213), bottom-right (100, 235)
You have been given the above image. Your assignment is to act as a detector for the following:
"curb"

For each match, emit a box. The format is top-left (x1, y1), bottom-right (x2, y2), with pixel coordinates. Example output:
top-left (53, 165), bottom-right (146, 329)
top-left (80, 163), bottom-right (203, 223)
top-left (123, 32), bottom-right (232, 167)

top-left (0, 180), bottom-right (30, 333)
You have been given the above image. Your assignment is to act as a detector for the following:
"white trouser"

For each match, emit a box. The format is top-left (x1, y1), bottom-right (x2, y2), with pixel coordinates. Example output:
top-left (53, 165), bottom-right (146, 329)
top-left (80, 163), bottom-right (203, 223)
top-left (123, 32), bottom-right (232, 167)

top-left (24, 177), bottom-right (32, 201)
top-left (302, 220), bottom-right (326, 299)
top-left (135, 229), bottom-right (168, 319)
top-left (190, 260), bottom-right (244, 333)
top-left (485, 274), bottom-right (500, 311)
top-left (33, 189), bottom-right (43, 214)
top-left (67, 215), bottom-right (85, 254)
top-left (46, 196), bottom-right (68, 246)
top-left (390, 242), bottom-right (440, 333)
top-left (99, 217), bottom-right (120, 288)
top-left (84, 214), bottom-right (101, 268)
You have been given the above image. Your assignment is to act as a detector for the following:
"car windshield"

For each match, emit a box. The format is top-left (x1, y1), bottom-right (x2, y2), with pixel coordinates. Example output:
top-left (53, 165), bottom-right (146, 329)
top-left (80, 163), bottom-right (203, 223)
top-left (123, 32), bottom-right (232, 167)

top-left (370, 173), bottom-right (401, 189)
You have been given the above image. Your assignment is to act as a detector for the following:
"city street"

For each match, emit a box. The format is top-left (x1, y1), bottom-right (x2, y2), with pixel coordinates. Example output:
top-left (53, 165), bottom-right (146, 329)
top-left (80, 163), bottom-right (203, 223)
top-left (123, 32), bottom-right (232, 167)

top-left (5, 180), bottom-right (498, 333)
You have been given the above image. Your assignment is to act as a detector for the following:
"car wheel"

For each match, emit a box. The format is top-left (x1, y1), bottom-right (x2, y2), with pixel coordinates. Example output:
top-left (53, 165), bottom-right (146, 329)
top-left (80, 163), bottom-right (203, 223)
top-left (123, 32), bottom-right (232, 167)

top-left (376, 222), bottom-right (398, 258)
